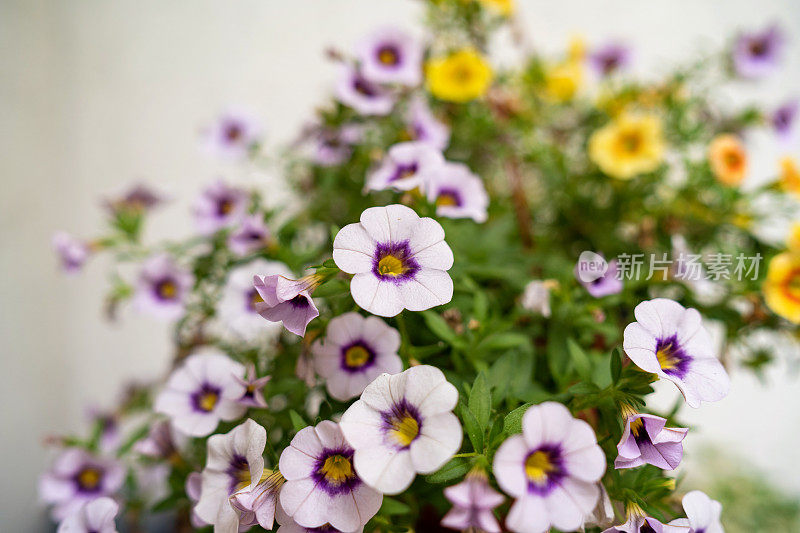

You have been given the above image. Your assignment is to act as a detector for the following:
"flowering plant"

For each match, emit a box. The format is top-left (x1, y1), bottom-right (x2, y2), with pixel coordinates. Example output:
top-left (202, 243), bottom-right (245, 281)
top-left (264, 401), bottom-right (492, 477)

top-left (44, 1), bottom-right (799, 532)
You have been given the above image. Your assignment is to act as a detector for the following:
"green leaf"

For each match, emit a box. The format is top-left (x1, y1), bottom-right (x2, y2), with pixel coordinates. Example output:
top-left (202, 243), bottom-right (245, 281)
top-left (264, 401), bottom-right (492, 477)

top-left (477, 332), bottom-right (531, 352)
top-left (379, 497), bottom-right (412, 516)
top-left (503, 402), bottom-right (533, 435)
top-left (567, 337), bottom-right (592, 381)
top-left (611, 347), bottom-right (623, 383)
top-left (468, 372), bottom-right (492, 429)
top-left (425, 457), bottom-right (471, 483)
top-left (460, 401), bottom-right (484, 452)
top-left (421, 310), bottom-right (465, 348)
top-left (289, 410), bottom-right (308, 433)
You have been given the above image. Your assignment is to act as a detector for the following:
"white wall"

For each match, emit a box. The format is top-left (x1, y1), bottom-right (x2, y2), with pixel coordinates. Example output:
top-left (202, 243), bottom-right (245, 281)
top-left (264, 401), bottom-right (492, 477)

top-left (1, 1), bottom-right (798, 530)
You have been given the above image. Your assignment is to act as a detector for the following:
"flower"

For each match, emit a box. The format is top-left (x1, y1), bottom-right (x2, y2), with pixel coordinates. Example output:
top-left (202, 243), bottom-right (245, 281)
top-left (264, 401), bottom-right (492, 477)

top-left (583, 483), bottom-right (615, 530)
top-left (615, 412), bottom-right (688, 470)
top-left (589, 113), bottom-right (665, 179)
top-left (425, 162), bottom-right (489, 223)
top-left (543, 60), bottom-right (583, 102)
top-left (365, 141), bottom-right (444, 193)
top-left (604, 515), bottom-right (687, 533)
top-left (492, 402), bottom-right (606, 533)
top-left (312, 312), bottom-right (403, 401)
top-left (335, 65), bottom-right (395, 116)
top-left (339, 365), bottom-right (462, 494)
top-left (39, 448), bottom-right (125, 521)
top-left (104, 182), bottom-right (164, 215)
top-left (779, 157), bottom-right (800, 198)
top-left (441, 470), bottom-right (504, 533)
top-left (623, 298), bottom-right (730, 408)
top-left (235, 364), bottom-right (271, 408)
top-left (733, 24), bottom-right (784, 79)
top-left (195, 419), bottom-right (268, 533)
top-left (193, 180), bottom-right (248, 235)
top-left (332, 204), bottom-right (454, 317)
top-left (52, 232), bottom-right (90, 273)
top-left (788, 222), bottom-right (800, 252)
top-left (133, 253), bottom-right (194, 320)
top-left (202, 106), bottom-right (263, 161)
top-left (279, 420), bottom-right (382, 531)
top-left (133, 419), bottom-right (184, 461)
top-left (426, 48), bottom-right (493, 103)
top-left (231, 470), bottom-right (285, 530)
top-left (228, 214), bottom-right (271, 256)
top-left (406, 97), bottom-right (450, 151)
top-left (253, 273), bottom-right (321, 336)
top-left (576, 257), bottom-right (623, 298)
top-left (772, 99), bottom-right (798, 143)
top-left (154, 349), bottom-right (246, 436)
top-left (590, 42), bottom-right (631, 76)
top-left (355, 26), bottom-right (422, 86)
top-left (57, 497), bottom-right (119, 533)
top-left (669, 490), bottom-right (724, 533)
top-left (276, 504), bottom-right (363, 533)
top-left (763, 251), bottom-right (800, 323)
top-left (312, 124), bottom-right (365, 167)
top-left (218, 259), bottom-right (293, 342)
top-left (520, 280), bottom-right (553, 317)
top-left (708, 134), bottom-right (747, 186)
top-left (479, 0), bottom-right (514, 16)
top-left (185, 472), bottom-right (209, 528)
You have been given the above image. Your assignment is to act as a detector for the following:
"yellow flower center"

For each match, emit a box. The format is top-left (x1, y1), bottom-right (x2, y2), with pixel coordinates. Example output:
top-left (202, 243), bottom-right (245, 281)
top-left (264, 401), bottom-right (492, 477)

top-left (157, 280), bottom-right (177, 299)
top-left (197, 391), bottom-right (219, 412)
top-left (525, 451), bottom-right (556, 483)
top-left (619, 130), bottom-right (643, 154)
top-left (656, 341), bottom-right (680, 371)
top-left (436, 192), bottom-right (459, 207)
top-left (378, 48), bottom-right (399, 65)
top-left (344, 345), bottom-right (371, 368)
top-left (249, 290), bottom-right (264, 310)
top-left (378, 254), bottom-right (407, 277)
top-left (318, 454), bottom-right (355, 486)
top-left (77, 468), bottom-right (102, 490)
top-left (219, 199), bottom-right (234, 215)
top-left (388, 414), bottom-right (420, 447)
top-left (629, 417), bottom-right (644, 438)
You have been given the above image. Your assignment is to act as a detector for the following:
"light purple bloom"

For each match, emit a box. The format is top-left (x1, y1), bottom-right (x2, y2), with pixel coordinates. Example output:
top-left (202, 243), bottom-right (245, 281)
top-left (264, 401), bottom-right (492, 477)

top-left (253, 274), bottom-right (320, 337)
top-left (365, 141), bottom-right (444, 192)
top-left (86, 408), bottom-right (120, 454)
top-left (185, 472), bottom-right (209, 529)
top-left (355, 26), bottom-right (423, 87)
top-left (425, 162), bottom-right (489, 223)
top-left (39, 448), bottom-right (125, 522)
top-left (772, 99), bottom-right (798, 143)
top-left (228, 214), bottom-right (271, 256)
top-left (615, 413), bottom-right (688, 470)
top-left (193, 180), bottom-right (248, 235)
top-left (335, 65), bottom-right (395, 116)
top-left (406, 97), bottom-right (450, 151)
top-left (441, 471), bottom-right (504, 533)
top-left (202, 106), bottom-right (263, 161)
top-left (235, 364), bottom-right (271, 408)
top-left (276, 503), bottom-right (363, 533)
top-left (576, 256), bottom-right (623, 298)
top-left (104, 182), bottom-right (164, 214)
top-left (231, 470), bottom-right (285, 531)
top-left (604, 516), bottom-right (688, 533)
top-left (590, 42), bottom-right (631, 76)
top-left (279, 420), bottom-right (382, 532)
top-left (56, 496), bottom-right (119, 533)
top-left (623, 298), bottom-right (730, 408)
top-left (133, 419), bottom-right (184, 461)
top-left (133, 253), bottom-right (194, 321)
top-left (312, 124), bottom-right (365, 167)
top-left (669, 490), bottom-right (724, 533)
top-left (52, 232), bottom-right (90, 274)
top-left (733, 24), bottom-right (784, 79)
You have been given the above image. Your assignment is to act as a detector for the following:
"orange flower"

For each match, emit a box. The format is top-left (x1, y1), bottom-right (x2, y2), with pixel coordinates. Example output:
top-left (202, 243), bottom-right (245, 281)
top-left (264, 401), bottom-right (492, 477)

top-left (708, 134), bottom-right (748, 186)
top-left (779, 156), bottom-right (800, 197)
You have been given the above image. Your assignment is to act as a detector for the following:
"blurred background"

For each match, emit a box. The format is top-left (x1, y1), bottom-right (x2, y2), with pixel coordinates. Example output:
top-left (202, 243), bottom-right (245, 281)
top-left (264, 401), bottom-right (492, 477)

top-left (2, 0), bottom-right (799, 530)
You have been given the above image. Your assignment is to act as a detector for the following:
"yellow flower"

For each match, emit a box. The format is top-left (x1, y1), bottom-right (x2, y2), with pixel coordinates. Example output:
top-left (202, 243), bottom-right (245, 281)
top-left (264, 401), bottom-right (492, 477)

top-left (763, 251), bottom-right (800, 324)
top-left (543, 61), bottom-right (583, 103)
top-left (479, 0), bottom-right (514, 16)
top-left (426, 48), bottom-right (493, 103)
top-left (708, 134), bottom-right (748, 186)
top-left (567, 34), bottom-right (587, 62)
top-left (588, 113), bottom-right (666, 179)
top-left (779, 156), bottom-right (800, 197)
top-left (788, 222), bottom-right (800, 252)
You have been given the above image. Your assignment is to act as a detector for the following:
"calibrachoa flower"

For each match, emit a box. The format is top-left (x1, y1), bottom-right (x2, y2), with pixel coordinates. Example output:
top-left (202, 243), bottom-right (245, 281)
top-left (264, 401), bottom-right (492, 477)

top-left (623, 298), bottom-right (730, 408)
top-left (763, 251), bottom-right (800, 323)
top-left (583, 483), bottom-right (615, 530)
top-left (312, 124), bottom-right (364, 167)
top-left (365, 141), bottom-right (444, 192)
top-left (202, 107), bottom-right (263, 161)
top-left (104, 182), bottom-right (164, 215)
top-left (52, 232), bottom-right (90, 274)
top-left (615, 410), bottom-right (688, 470)
top-left (279, 420), bottom-right (382, 531)
top-left (253, 273), bottom-right (321, 336)
top-left (231, 470), bottom-right (285, 530)
top-left (520, 280), bottom-right (554, 318)
top-left (133, 419), bottom-right (183, 461)
top-left (312, 312), bottom-right (403, 401)
top-left (57, 497), bottom-right (119, 533)
top-left (669, 490), bottom-right (724, 533)
top-left (195, 419), bottom-right (267, 533)
top-left (185, 472), bottom-right (209, 529)
top-left (217, 259), bottom-right (293, 342)
top-left (335, 65), bottom-right (395, 116)
top-left (276, 504), bottom-right (363, 533)
top-left (733, 24), bottom-right (784, 79)
top-left (193, 180), bottom-right (248, 235)
top-left (493, 402), bottom-right (606, 533)
top-left (708, 134), bottom-right (747, 186)
top-left (355, 26), bottom-right (422, 87)
top-left (39, 448), bottom-right (125, 521)
top-left (779, 156), bottom-right (800, 198)
top-left (426, 48), bottom-right (493, 103)
top-left (154, 349), bottom-right (246, 436)
top-left (406, 97), bottom-right (450, 151)
top-left (543, 60), bottom-right (583, 102)
top-left (339, 365), bottom-right (462, 494)
top-left (441, 470), bottom-right (504, 533)
top-left (576, 257), bottom-right (623, 298)
top-left (604, 514), bottom-right (687, 533)
top-left (228, 214), bottom-right (271, 256)
top-left (133, 253), bottom-right (194, 321)
top-left (425, 162), bottom-right (489, 223)
top-left (332, 204), bottom-right (454, 317)
top-left (590, 41), bottom-right (631, 76)
top-left (772, 99), bottom-right (798, 143)
top-left (589, 112), bottom-right (665, 179)
top-left (235, 363), bottom-right (271, 408)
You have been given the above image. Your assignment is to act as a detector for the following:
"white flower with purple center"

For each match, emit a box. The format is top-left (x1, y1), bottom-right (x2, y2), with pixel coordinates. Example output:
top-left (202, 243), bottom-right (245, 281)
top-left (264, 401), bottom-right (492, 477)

top-left (253, 273), bottom-right (321, 337)
top-left (279, 420), bottom-right (382, 532)
top-left (604, 515), bottom-right (689, 533)
top-left (669, 490), bottom-right (724, 533)
top-left (154, 349), bottom-right (246, 437)
top-left (365, 141), bottom-right (444, 192)
top-left (332, 204), bottom-right (454, 317)
top-left (355, 26), bottom-right (422, 87)
top-left (185, 472), bottom-right (209, 529)
top-left (312, 124), bottom-right (365, 167)
top-left (276, 504), bottom-right (363, 533)
top-left (39, 448), bottom-right (125, 522)
top-left (615, 412), bottom-right (687, 470)
top-left (57, 496), bottom-right (119, 533)
top-left (425, 162), bottom-right (489, 223)
top-left (133, 253), bottom-right (194, 321)
top-left (193, 180), bottom-right (248, 235)
top-left (732, 24), bottom-right (784, 79)
top-left (195, 419), bottom-right (267, 533)
top-left (104, 182), bottom-right (164, 214)
top-left (235, 364), bottom-right (271, 409)
top-left (406, 97), bottom-right (450, 151)
top-left (217, 259), bottom-right (293, 342)
top-left (493, 402), bottom-right (606, 533)
top-left (772, 99), bottom-right (798, 144)
top-left (52, 232), bottom-right (90, 274)
top-left (575, 255), bottom-right (623, 298)
top-left (202, 106), bottom-right (263, 161)
top-left (589, 41), bottom-right (631, 76)
top-left (133, 419), bottom-right (184, 461)
top-left (335, 65), bottom-right (395, 116)
top-left (231, 470), bottom-right (285, 531)
top-left (623, 298), bottom-right (730, 408)
top-left (441, 470), bottom-right (504, 533)
top-left (228, 214), bottom-right (271, 256)
top-left (339, 365), bottom-right (462, 495)
top-left (312, 312), bottom-right (403, 401)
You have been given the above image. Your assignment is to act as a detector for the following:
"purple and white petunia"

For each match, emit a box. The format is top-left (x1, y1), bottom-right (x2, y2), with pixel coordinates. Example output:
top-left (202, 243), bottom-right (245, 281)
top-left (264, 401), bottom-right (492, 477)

top-left (185, 472), bottom-right (209, 529)
top-left (275, 503), bottom-right (363, 533)
top-left (312, 124), bottom-right (365, 167)
top-left (39, 448), bottom-right (125, 522)
top-left (234, 363), bottom-right (271, 408)
top-left (772, 99), bottom-right (798, 144)
top-left (56, 496), bottom-right (119, 533)
top-left (669, 490), bottom-right (724, 533)
top-left (493, 402), bottom-right (606, 533)
top-left (335, 65), bottom-right (395, 116)
top-left (154, 349), bottom-right (246, 437)
top-left (332, 204), bottom-right (454, 317)
top-left (133, 419), bottom-right (184, 461)
top-left (732, 24), bottom-right (784, 79)
top-left (355, 26), bottom-right (423, 87)
top-left (202, 106), bottom-right (263, 161)
top-left (339, 365), bottom-right (463, 495)
top-left (604, 515), bottom-right (688, 533)
top-left (193, 180), bottom-right (248, 235)
top-left (425, 162), bottom-right (489, 223)
top-left (231, 469), bottom-right (285, 531)
top-left (228, 214), bottom-right (271, 257)
top-left (195, 419), bottom-right (268, 533)
top-left (405, 97), bottom-right (450, 151)
top-left (623, 298), bottom-right (730, 408)
top-left (576, 257), bottom-right (623, 298)
top-left (365, 141), bottom-right (444, 192)
top-left (253, 273), bottom-right (321, 337)
top-left (441, 470), bottom-right (504, 533)
top-left (279, 420), bottom-right (382, 532)
top-left (104, 182), bottom-right (164, 215)
top-left (52, 232), bottom-right (90, 274)
top-left (615, 413), bottom-right (688, 470)
top-left (133, 254), bottom-right (194, 320)
top-left (312, 312), bottom-right (403, 401)
top-left (589, 41), bottom-right (631, 76)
